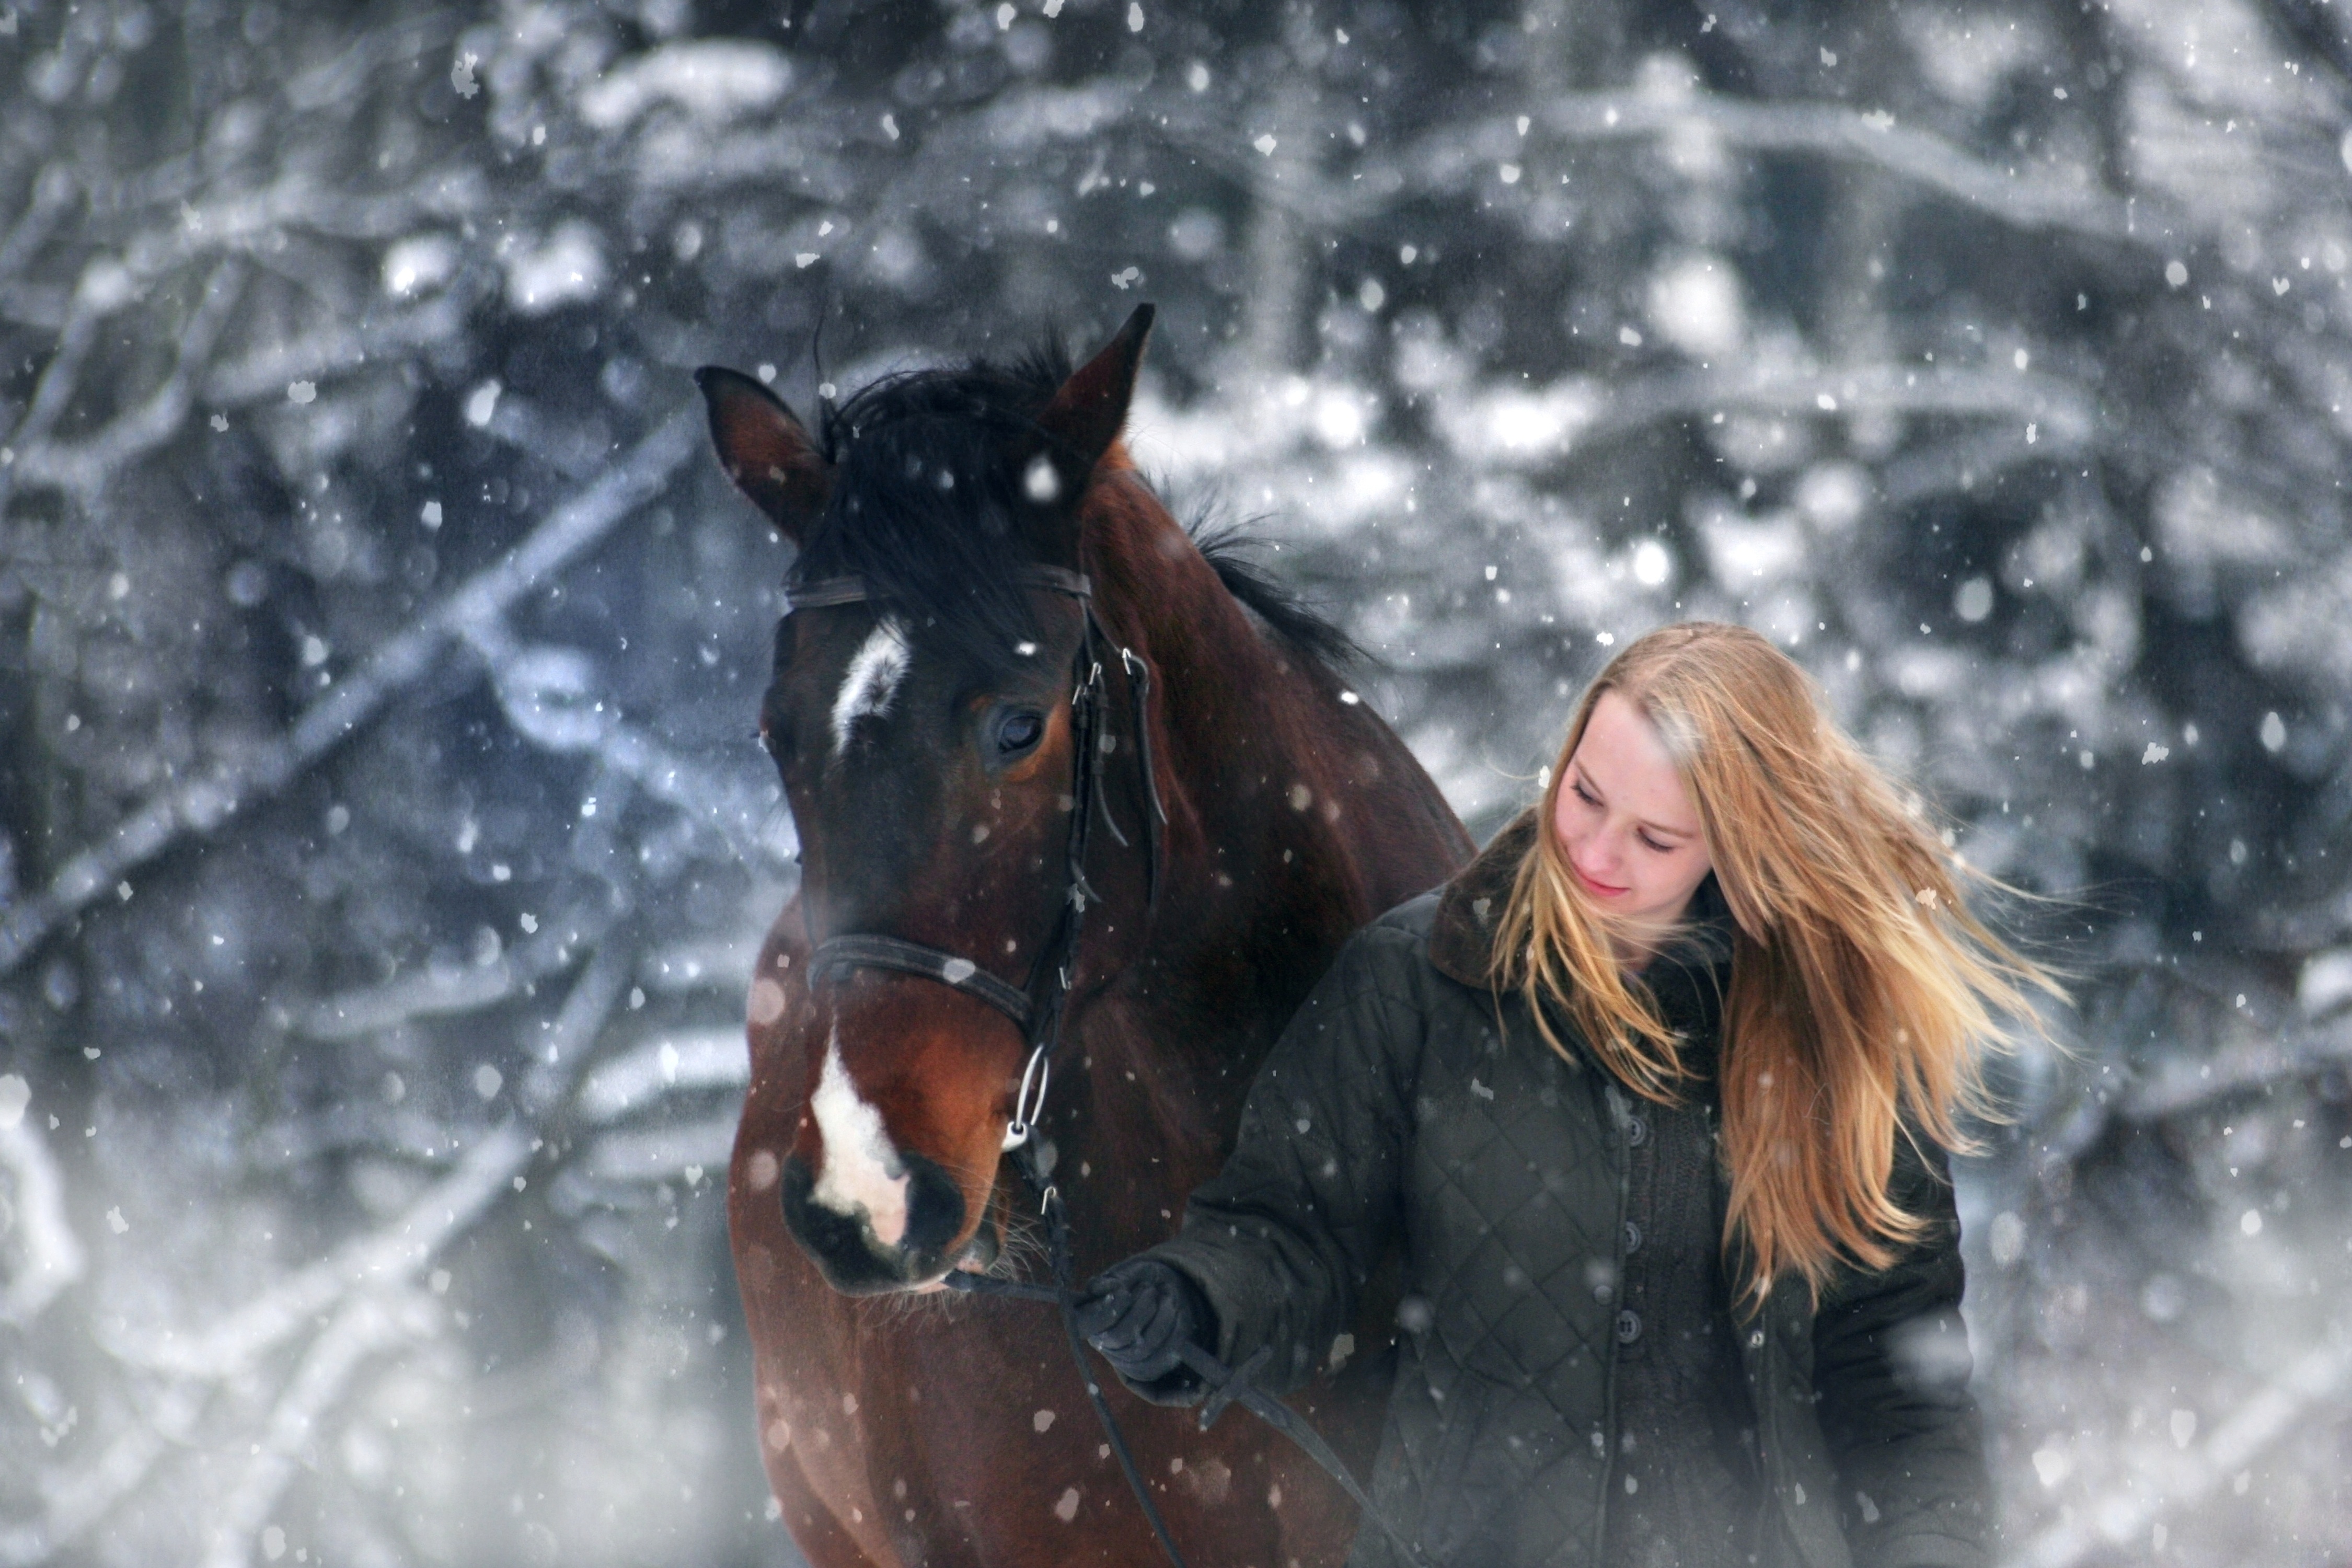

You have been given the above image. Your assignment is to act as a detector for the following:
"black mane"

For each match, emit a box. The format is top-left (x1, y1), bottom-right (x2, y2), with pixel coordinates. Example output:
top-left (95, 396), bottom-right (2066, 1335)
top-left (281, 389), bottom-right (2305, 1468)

top-left (1191, 522), bottom-right (1364, 672)
top-left (788, 344), bottom-right (1357, 672)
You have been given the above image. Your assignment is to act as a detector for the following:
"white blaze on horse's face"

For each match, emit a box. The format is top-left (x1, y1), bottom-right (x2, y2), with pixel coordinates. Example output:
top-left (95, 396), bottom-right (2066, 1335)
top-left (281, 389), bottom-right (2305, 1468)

top-left (809, 1022), bottom-right (911, 1247)
top-left (830, 616), bottom-right (911, 758)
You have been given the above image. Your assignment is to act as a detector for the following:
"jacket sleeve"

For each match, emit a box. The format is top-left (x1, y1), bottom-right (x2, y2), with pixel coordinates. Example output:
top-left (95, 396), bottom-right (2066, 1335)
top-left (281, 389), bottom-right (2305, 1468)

top-left (1132, 920), bottom-right (1425, 1405)
top-left (1811, 1136), bottom-right (1993, 1568)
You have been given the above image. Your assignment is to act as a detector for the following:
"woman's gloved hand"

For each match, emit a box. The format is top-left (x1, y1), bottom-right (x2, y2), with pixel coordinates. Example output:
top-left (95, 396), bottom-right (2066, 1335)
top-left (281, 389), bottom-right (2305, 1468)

top-left (1073, 1259), bottom-right (1211, 1387)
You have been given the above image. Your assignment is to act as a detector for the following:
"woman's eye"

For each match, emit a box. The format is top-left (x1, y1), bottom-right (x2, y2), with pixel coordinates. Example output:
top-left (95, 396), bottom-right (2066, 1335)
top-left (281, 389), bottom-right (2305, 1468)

top-left (1639, 834), bottom-right (1670, 853)
top-left (994, 710), bottom-right (1045, 757)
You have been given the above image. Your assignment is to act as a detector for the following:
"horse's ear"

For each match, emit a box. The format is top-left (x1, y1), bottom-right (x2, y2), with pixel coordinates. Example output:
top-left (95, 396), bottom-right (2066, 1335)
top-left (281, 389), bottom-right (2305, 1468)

top-left (1021, 304), bottom-right (1154, 552)
top-left (695, 366), bottom-right (831, 543)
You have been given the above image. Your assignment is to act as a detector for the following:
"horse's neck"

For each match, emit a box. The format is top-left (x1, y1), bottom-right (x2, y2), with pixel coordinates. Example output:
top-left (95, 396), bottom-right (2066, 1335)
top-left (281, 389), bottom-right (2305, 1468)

top-left (1098, 514), bottom-right (1355, 909)
top-left (1086, 494), bottom-right (1429, 1068)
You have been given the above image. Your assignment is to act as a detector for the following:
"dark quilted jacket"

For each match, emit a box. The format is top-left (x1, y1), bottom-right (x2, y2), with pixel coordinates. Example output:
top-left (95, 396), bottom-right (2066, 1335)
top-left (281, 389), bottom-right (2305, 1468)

top-left (1142, 811), bottom-right (1991, 1568)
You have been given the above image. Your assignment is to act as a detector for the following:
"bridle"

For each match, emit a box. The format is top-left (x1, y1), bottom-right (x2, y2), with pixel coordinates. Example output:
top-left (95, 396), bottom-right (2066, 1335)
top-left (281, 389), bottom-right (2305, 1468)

top-left (783, 564), bottom-right (1431, 1568)
top-left (790, 561), bottom-right (1162, 1161)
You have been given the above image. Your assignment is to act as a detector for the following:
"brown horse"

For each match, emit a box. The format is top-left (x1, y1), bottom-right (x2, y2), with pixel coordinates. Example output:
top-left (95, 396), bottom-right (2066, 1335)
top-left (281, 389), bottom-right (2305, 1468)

top-left (704, 306), bottom-right (1469, 1567)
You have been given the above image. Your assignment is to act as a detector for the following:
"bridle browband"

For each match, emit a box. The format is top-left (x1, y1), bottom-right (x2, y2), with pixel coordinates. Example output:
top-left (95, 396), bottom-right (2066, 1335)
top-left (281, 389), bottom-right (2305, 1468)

top-left (790, 562), bottom-right (1163, 1151)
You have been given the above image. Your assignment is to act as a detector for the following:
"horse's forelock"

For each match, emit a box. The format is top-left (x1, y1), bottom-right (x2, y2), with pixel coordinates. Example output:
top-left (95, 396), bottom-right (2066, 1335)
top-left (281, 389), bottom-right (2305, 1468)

top-left (788, 351), bottom-right (1075, 665)
top-left (782, 345), bottom-right (1357, 688)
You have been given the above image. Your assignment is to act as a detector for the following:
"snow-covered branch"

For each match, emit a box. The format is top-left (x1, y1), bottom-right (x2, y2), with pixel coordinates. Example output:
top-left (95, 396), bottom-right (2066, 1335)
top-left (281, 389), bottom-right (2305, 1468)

top-left (2013, 1336), bottom-right (2352, 1568)
top-left (467, 618), bottom-right (796, 874)
top-left (296, 904), bottom-right (616, 1042)
top-left (7, 258), bottom-right (247, 499)
top-left (2120, 1012), bottom-right (2352, 1124)
top-left (1157, 89), bottom-right (2151, 248)
top-left (1532, 93), bottom-right (2147, 246)
top-left (1430, 361), bottom-right (2098, 469)
top-left (197, 1289), bottom-right (438, 1568)
top-left (0, 1114), bottom-right (84, 1327)
top-left (0, 407), bottom-right (700, 976)
top-left (99, 1123), bottom-right (529, 1380)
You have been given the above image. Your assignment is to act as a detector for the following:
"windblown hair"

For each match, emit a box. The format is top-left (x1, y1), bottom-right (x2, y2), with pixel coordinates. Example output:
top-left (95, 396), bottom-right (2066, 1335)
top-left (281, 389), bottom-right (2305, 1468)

top-left (1488, 622), bottom-right (2062, 1306)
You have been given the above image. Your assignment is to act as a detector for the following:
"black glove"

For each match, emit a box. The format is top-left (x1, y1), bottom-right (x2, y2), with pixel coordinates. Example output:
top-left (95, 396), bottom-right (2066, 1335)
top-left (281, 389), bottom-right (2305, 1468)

top-left (1073, 1258), bottom-right (1212, 1388)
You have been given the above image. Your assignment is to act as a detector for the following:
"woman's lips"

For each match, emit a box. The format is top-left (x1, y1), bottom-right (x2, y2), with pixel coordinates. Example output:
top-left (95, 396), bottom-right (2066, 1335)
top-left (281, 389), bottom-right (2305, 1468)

top-left (1573, 865), bottom-right (1628, 898)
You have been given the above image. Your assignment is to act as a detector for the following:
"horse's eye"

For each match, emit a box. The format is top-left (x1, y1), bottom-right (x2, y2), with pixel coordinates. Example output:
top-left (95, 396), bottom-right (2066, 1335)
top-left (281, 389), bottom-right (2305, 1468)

top-left (994, 709), bottom-right (1045, 757)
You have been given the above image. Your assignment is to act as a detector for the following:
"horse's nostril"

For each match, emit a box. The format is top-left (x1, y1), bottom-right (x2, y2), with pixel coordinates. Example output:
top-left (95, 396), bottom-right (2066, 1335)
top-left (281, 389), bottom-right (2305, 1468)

top-left (779, 1150), bottom-right (970, 1293)
top-left (897, 1154), bottom-right (966, 1260)
top-left (779, 1155), bottom-right (865, 1269)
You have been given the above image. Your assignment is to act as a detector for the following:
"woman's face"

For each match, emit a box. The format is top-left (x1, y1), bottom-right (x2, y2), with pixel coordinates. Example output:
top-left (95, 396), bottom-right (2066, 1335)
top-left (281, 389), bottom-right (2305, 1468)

top-left (1551, 690), bottom-right (1715, 960)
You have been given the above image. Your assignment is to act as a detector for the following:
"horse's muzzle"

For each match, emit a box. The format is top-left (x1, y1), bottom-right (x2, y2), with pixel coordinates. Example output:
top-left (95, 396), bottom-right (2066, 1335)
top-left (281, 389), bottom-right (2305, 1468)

top-left (779, 1150), bottom-right (968, 1294)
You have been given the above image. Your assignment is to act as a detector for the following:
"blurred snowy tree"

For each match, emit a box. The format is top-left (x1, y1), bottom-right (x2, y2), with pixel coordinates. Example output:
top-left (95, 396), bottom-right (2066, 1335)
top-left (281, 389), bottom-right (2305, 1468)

top-left (0, 0), bottom-right (2349, 1563)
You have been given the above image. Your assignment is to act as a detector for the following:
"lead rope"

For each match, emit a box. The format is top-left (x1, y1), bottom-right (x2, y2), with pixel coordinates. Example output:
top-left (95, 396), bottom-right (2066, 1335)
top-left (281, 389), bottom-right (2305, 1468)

top-left (963, 610), bottom-right (1438, 1568)
top-left (983, 605), bottom-right (1197, 1566)
top-left (943, 1173), bottom-right (1438, 1568)
top-left (1039, 1156), bottom-right (1196, 1568)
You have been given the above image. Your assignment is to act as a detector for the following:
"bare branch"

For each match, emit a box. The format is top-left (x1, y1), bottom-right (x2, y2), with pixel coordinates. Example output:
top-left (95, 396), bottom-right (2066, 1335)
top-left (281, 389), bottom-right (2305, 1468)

top-left (474, 388), bottom-right (614, 481)
top-left (197, 287), bottom-right (471, 409)
top-left (198, 1289), bottom-right (436, 1568)
top-left (9, 950), bottom-right (629, 1560)
top-left (638, 935), bottom-right (766, 998)
top-left (1531, 94), bottom-right (2147, 247)
top-left (297, 904), bottom-right (613, 1041)
top-left (0, 1383), bottom-right (207, 1566)
top-left (573, 1028), bottom-right (750, 1125)
top-left (98, 1123), bottom-right (528, 1379)
top-left (0, 1116), bottom-right (84, 1327)
top-left (247, 1106), bottom-right (476, 1170)
top-left (7, 257), bottom-right (246, 498)
top-left (1157, 90), bottom-right (2153, 248)
top-left (467, 618), bottom-right (797, 874)
top-left (0, 153), bottom-right (487, 505)
top-left (1570, 361), bottom-right (2099, 457)
top-left (108, 945), bottom-right (627, 1376)
top-left (0, 254), bottom-right (125, 504)
top-left (282, 10), bottom-right (467, 113)
top-left (2121, 1012), bottom-right (2352, 1123)
top-left (1432, 361), bottom-right (2099, 469)
top-left (578, 1117), bottom-right (739, 1184)
top-left (0, 166), bottom-right (76, 285)
top-left (0, 1116), bottom-right (553, 1558)
top-left (0, 407), bottom-right (701, 976)
top-left (517, 940), bottom-right (636, 1116)
top-left (1878, 426), bottom-right (2060, 508)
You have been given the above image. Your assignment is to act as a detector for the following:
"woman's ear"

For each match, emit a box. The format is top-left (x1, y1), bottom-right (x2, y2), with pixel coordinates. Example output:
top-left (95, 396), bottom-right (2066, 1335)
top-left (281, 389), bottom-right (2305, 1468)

top-left (695, 366), bottom-right (832, 544)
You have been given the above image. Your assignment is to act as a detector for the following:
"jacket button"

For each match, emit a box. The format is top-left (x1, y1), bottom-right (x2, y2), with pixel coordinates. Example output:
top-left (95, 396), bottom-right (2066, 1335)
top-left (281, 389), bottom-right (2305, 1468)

top-left (1625, 1116), bottom-right (1648, 1147)
top-left (1615, 1310), bottom-right (1643, 1345)
top-left (1623, 1220), bottom-right (1642, 1253)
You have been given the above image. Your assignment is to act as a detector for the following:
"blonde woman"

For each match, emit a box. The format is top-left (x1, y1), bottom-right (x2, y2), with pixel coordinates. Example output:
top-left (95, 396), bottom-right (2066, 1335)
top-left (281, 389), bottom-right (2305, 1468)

top-left (1076, 621), bottom-right (2057, 1568)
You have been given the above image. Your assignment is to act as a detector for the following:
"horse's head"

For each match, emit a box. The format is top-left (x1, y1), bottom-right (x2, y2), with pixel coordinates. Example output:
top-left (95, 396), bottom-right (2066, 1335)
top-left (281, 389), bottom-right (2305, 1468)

top-left (700, 308), bottom-right (1157, 1293)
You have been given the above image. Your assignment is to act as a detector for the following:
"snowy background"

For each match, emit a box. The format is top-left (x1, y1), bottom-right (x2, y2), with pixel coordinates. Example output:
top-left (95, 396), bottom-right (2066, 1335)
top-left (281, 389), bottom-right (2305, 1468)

top-left (1, 0), bottom-right (2349, 1563)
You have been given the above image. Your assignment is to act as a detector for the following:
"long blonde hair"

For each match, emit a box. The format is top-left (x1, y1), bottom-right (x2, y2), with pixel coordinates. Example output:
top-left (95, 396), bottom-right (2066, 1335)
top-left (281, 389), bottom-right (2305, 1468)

top-left (1490, 622), bottom-right (2061, 1305)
